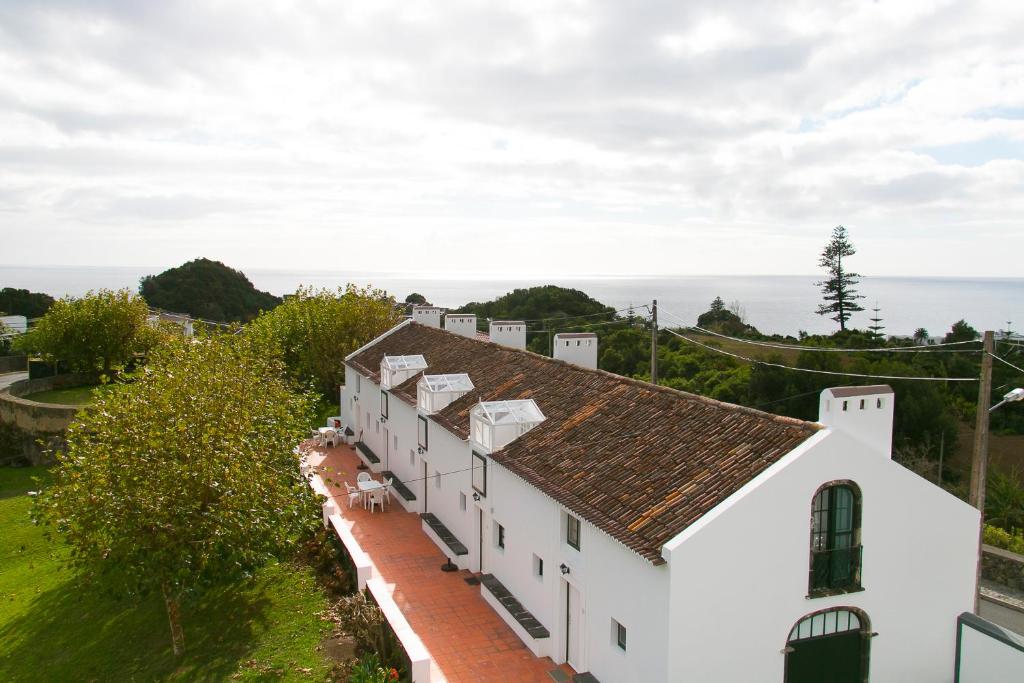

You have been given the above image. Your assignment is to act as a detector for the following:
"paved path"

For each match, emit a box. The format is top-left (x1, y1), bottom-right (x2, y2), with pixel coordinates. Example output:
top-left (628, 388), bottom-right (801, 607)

top-left (980, 579), bottom-right (1024, 636)
top-left (0, 371), bottom-right (28, 391)
top-left (311, 442), bottom-right (571, 683)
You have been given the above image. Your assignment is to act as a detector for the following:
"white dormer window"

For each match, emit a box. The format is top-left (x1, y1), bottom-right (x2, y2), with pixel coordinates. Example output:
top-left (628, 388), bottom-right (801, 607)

top-left (380, 354), bottom-right (428, 390)
top-left (470, 399), bottom-right (546, 453)
top-left (417, 373), bottom-right (474, 414)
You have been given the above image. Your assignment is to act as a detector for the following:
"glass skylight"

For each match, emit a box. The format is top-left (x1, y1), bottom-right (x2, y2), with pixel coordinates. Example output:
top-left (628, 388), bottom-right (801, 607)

top-left (420, 373), bottom-right (474, 393)
top-left (474, 399), bottom-right (545, 426)
top-left (381, 355), bottom-right (428, 371)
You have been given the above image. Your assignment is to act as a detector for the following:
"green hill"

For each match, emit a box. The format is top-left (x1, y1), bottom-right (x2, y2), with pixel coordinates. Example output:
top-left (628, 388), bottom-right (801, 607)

top-left (457, 285), bottom-right (615, 323)
top-left (139, 258), bottom-right (280, 322)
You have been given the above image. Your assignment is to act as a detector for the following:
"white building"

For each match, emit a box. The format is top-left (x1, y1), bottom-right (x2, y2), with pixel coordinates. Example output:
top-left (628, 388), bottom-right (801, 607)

top-left (0, 315), bottom-right (27, 336)
top-left (339, 321), bottom-right (979, 683)
top-left (412, 306), bottom-right (443, 328)
top-left (443, 314), bottom-right (477, 339)
top-left (553, 332), bottom-right (598, 369)
top-left (489, 321), bottom-right (527, 350)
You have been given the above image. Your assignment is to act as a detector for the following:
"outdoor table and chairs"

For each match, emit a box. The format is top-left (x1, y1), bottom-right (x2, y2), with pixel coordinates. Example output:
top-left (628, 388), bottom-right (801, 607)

top-left (354, 473), bottom-right (390, 513)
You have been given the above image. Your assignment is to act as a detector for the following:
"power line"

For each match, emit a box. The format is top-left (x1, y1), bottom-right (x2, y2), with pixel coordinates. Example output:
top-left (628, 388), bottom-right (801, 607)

top-left (990, 353), bottom-right (1024, 376)
top-left (658, 312), bottom-right (983, 354)
top-left (662, 327), bottom-right (978, 382)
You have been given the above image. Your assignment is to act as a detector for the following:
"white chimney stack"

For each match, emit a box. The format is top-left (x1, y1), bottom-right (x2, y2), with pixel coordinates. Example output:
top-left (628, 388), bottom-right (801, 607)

top-left (818, 386), bottom-right (895, 457)
top-left (553, 332), bottom-right (598, 370)
top-left (412, 306), bottom-right (443, 328)
top-left (444, 314), bottom-right (477, 339)
top-left (489, 320), bottom-right (526, 350)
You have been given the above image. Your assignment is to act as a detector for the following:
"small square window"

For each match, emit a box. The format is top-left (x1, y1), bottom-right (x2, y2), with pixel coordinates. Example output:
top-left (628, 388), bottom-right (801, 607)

top-left (842, 400), bottom-right (848, 412)
top-left (613, 620), bottom-right (626, 651)
top-left (409, 449), bottom-right (415, 466)
top-left (472, 452), bottom-right (487, 497)
top-left (460, 492), bottom-right (467, 511)
top-left (566, 513), bottom-right (581, 551)
top-left (877, 398), bottom-right (883, 408)
top-left (859, 399), bottom-right (865, 410)
top-left (381, 391), bottom-right (389, 419)
top-left (496, 523), bottom-right (505, 549)
top-left (434, 470), bottom-right (441, 489)
top-left (533, 554), bottom-right (543, 579)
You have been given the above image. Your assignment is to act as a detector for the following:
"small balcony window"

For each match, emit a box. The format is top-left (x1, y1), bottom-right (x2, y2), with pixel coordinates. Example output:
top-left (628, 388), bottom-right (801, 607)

top-left (472, 452), bottom-right (487, 497)
top-left (418, 415), bottom-right (428, 450)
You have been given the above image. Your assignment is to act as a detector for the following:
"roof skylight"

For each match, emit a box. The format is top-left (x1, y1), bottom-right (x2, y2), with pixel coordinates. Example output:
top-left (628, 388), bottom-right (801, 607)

top-left (474, 399), bottom-right (545, 426)
top-left (420, 373), bottom-right (474, 393)
top-left (381, 355), bottom-right (428, 371)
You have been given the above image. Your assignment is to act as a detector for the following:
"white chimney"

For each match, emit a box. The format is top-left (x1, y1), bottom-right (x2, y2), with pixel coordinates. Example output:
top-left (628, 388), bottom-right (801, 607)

top-left (489, 320), bottom-right (526, 350)
top-left (553, 332), bottom-right (598, 370)
top-left (412, 306), bottom-right (443, 328)
top-left (818, 386), bottom-right (895, 457)
top-left (444, 314), bottom-right (477, 339)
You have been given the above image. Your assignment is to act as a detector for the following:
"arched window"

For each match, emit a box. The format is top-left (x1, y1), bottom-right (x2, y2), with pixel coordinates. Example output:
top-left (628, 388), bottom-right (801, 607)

top-left (809, 482), bottom-right (862, 595)
top-left (785, 608), bottom-right (870, 683)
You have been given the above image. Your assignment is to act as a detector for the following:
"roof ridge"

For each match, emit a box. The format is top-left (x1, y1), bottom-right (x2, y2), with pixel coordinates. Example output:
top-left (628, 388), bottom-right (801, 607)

top-left (404, 321), bottom-right (818, 432)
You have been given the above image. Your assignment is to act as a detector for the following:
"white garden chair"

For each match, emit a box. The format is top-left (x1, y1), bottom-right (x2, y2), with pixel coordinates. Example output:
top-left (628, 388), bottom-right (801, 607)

top-left (367, 488), bottom-right (385, 514)
top-left (343, 482), bottom-right (361, 509)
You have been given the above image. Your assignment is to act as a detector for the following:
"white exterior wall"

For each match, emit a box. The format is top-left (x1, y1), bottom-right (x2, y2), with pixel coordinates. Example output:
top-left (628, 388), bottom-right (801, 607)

top-left (553, 334), bottom-right (598, 370)
top-left (489, 322), bottom-right (526, 349)
top-left (484, 464), bottom-right (670, 681)
top-left (444, 314), bottom-right (477, 339)
top-left (412, 307), bottom-right (443, 328)
top-left (819, 388), bottom-right (895, 457)
top-left (663, 428), bottom-right (979, 683)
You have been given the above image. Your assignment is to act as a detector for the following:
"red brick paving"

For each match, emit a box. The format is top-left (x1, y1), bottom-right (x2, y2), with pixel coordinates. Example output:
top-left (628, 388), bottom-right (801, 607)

top-left (308, 442), bottom-right (571, 683)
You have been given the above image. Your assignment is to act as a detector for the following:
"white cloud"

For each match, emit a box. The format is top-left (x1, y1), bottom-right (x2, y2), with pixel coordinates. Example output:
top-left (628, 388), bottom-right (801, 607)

top-left (0, 0), bottom-right (1022, 276)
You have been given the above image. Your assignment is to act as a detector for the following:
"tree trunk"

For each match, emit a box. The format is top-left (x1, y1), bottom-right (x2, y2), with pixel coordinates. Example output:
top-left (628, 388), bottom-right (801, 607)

top-left (162, 583), bottom-right (185, 656)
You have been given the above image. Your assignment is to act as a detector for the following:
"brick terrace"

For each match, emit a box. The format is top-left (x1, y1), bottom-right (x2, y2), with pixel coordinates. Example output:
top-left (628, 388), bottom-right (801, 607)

top-left (307, 441), bottom-right (572, 683)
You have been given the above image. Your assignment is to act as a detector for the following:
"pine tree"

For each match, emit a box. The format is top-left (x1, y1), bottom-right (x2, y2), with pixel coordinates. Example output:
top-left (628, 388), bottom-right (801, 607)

top-left (867, 302), bottom-right (885, 342)
top-left (815, 225), bottom-right (865, 331)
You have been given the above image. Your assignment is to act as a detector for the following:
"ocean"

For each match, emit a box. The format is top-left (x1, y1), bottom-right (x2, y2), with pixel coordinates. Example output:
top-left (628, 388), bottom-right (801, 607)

top-left (0, 265), bottom-right (1020, 337)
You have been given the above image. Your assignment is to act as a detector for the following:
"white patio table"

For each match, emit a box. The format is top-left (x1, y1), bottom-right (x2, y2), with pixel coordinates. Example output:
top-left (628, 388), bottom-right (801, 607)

top-left (357, 479), bottom-right (385, 512)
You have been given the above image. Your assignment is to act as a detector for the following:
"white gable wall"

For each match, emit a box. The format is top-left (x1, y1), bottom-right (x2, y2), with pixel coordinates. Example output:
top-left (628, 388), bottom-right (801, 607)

top-left (663, 427), bottom-right (978, 683)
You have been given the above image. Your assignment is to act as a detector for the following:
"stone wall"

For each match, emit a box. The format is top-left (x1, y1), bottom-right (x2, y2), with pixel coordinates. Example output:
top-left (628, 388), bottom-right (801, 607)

top-left (982, 544), bottom-right (1024, 593)
top-left (0, 355), bottom-right (27, 373)
top-left (0, 373), bottom-right (93, 466)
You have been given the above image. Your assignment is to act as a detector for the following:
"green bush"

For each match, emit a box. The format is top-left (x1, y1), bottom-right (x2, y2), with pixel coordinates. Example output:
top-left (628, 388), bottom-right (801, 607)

top-left (983, 524), bottom-right (1024, 555)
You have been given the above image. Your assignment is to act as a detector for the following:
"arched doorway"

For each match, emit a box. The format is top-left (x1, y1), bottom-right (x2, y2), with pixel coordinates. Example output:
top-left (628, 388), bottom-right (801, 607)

top-left (785, 608), bottom-right (869, 683)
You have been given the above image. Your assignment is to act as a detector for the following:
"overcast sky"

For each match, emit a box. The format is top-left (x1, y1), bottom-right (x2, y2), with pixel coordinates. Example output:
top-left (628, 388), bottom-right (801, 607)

top-left (1, 0), bottom-right (1022, 277)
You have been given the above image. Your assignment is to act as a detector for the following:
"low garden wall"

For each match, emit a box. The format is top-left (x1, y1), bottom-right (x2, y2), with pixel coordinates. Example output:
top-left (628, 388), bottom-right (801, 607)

top-left (0, 373), bottom-right (94, 466)
top-left (0, 355), bottom-right (27, 373)
top-left (982, 544), bottom-right (1024, 593)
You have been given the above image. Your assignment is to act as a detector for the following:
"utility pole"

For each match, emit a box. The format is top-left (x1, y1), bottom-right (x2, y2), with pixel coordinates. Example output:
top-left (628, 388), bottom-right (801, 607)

top-left (969, 330), bottom-right (994, 613)
top-left (650, 299), bottom-right (658, 385)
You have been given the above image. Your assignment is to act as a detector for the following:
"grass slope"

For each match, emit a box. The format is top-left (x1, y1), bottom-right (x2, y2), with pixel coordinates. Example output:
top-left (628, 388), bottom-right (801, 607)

top-left (0, 467), bottom-right (332, 681)
top-left (23, 384), bottom-right (107, 405)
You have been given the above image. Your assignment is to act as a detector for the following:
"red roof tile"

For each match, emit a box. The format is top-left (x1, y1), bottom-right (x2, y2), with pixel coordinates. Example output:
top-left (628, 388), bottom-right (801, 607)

top-left (348, 322), bottom-right (819, 564)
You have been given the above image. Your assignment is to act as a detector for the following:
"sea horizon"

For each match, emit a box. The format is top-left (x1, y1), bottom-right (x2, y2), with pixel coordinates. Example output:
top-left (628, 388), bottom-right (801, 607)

top-left (1, 264), bottom-right (1021, 338)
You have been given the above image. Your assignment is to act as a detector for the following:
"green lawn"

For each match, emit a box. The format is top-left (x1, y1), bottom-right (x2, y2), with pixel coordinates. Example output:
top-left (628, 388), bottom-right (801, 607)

top-left (22, 384), bottom-right (107, 405)
top-left (0, 467), bottom-right (334, 681)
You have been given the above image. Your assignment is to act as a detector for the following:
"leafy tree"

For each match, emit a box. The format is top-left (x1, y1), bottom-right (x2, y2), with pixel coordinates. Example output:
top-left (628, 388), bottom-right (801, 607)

top-left (247, 285), bottom-right (403, 396)
top-left (913, 328), bottom-right (930, 344)
top-left (696, 297), bottom-right (760, 336)
top-left (0, 287), bottom-right (55, 318)
top-left (986, 469), bottom-right (1024, 531)
top-left (815, 225), bottom-right (865, 331)
top-left (140, 258), bottom-right (280, 322)
top-left (404, 293), bottom-right (428, 305)
top-left (944, 319), bottom-right (979, 343)
top-left (15, 289), bottom-right (155, 373)
top-left (34, 333), bottom-right (319, 656)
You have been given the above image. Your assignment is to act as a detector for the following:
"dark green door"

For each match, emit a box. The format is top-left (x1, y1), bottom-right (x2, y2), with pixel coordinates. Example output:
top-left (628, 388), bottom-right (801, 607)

top-left (786, 630), bottom-right (862, 683)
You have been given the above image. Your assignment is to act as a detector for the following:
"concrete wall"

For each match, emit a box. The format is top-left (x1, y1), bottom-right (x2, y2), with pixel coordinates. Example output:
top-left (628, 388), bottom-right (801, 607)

top-left (982, 545), bottom-right (1024, 592)
top-left (663, 427), bottom-right (979, 683)
top-left (0, 373), bottom-right (92, 465)
top-left (955, 612), bottom-right (1024, 682)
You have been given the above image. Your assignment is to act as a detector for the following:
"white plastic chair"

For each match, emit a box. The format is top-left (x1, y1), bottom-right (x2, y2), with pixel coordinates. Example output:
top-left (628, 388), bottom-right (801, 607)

top-left (309, 428), bottom-right (323, 446)
top-left (344, 483), bottom-right (360, 509)
top-left (356, 472), bottom-right (372, 483)
top-left (367, 488), bottom-right (385, 513)
top-left (324, 429), bottom-right (339, 447)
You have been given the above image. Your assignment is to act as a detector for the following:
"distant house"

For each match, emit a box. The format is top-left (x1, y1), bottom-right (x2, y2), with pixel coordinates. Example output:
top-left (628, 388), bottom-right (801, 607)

top-left (146, 311), bottom-right (194, 337)
top-left (340, 320), bottom-right (978, 682)
top-left (0, 315), bottom-right (28, 336)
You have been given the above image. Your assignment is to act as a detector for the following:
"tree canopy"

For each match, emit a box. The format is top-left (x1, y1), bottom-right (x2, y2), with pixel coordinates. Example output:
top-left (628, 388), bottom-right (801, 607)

top-left (247, 285), bottom-right (404, 396)
top-left (34, 333), bottom-right (319, 655)
top-left (815, 225), bottom-right (865, 331)
top-left (944, 319), bottom-right (979, 343)
top-left (696, 296), bottom-right (760, 336)
top-left (459, 285), bottom-right (615, 323)
top-left (0, 287), bottom-right (54, 318)
top-left (15, 289), bottom-right (155, 372)
top-left (140, 258), bottom-right (280, 323)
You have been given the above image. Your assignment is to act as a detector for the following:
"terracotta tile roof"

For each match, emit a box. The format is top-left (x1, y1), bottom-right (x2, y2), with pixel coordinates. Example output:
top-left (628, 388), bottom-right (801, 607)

top-left (348, 322), bottom-right (819, 564)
